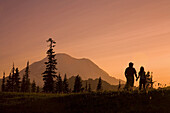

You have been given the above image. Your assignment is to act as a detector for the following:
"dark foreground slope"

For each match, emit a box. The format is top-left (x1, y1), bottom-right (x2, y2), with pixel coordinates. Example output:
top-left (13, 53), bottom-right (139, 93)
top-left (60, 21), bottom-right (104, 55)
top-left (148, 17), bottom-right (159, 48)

top-left (0, 90), bottom-right (170, 113)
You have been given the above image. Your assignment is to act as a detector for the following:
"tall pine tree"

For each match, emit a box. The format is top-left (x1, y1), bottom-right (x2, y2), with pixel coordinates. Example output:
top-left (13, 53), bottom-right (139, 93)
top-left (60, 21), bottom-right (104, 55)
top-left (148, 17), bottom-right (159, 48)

top-left (56, 73), bottom-right (62, 93)
top-left (42, 38), bottom-right (57, 93)
top-left (21, 75), bottom-right (26, 92)
top-left (31, 80), bottom-right (36, 92)
top-left (88, 83), bottom-right (91, 92)
top-left (85, 81), bottom-right (88, 92)
top-left (6, 73), bottom-right (12, 92)
top-left (73, 75), bottom-right (82, 93)
top-left (97, 77), bottom-right (102, 92)
top-left (36, 86), bottom-right (40, 93)
top-left (118, 80), bottom-right (121, 91)
top-left (21, 61), bottom-right (30, 92)
top-left (63, 74), bottom-right (69, 93)
top-left (11, 63), bottom-right (15, 92)
top-left (14, 68), bottom-right (20, 92)
top-left (25, 61), bottom-right (30, 92)
top-left (2, 72), bottom-right (6, 92)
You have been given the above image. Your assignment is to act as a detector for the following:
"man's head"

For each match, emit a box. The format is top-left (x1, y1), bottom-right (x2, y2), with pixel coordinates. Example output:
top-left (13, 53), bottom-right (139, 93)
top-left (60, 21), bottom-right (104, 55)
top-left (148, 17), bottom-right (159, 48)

top-left (129, 62), bottom-right (134, 68)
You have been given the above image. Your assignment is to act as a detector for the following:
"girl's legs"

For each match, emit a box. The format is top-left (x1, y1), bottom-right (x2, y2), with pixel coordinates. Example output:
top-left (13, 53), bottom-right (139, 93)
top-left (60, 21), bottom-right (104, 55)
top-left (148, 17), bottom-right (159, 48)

top-left (139, 80), bottom-right (142, 90)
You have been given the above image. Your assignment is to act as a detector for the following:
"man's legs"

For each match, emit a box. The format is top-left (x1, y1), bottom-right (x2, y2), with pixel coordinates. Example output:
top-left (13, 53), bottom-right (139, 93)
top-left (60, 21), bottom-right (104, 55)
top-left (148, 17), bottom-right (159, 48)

top-left (130, 77), bottom-right (134, 91)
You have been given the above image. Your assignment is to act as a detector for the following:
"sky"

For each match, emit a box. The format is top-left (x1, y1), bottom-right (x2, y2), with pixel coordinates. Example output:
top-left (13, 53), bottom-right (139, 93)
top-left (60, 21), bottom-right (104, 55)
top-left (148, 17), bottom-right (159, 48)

top-left (0, 0), bottom-right (170, 85)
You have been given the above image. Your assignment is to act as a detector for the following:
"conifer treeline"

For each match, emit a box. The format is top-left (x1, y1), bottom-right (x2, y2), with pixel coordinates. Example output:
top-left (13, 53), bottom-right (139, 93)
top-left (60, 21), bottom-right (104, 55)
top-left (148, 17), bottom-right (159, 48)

top-left (1, 67), bottom-right (102, 93)
top-left (1, 62), bottom-right (39, 93)
top-left (42, 38), bottom-right (100, 93)
top-left (1, 38), bottom-right (103, 93)
top-left (1, 66), bottom-right (102, 93)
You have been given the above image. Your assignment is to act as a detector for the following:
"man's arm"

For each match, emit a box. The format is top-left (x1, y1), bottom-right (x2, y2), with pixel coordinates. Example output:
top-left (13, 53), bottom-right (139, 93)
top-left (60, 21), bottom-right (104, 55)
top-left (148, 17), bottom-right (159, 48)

top-left (136, 72), bottom-right (139, 81)
top-left (134, 68), bottom-right (137, 78)
top-left (125, 68), bottom-right (127, 77)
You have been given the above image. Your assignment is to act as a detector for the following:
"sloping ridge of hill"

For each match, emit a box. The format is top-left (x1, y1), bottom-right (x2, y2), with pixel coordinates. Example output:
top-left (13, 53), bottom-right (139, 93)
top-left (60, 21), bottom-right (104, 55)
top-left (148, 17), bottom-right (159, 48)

top-left (19, 53), bottom-right (124, 86)
top-left (0, 53), bottom-right (125, 90)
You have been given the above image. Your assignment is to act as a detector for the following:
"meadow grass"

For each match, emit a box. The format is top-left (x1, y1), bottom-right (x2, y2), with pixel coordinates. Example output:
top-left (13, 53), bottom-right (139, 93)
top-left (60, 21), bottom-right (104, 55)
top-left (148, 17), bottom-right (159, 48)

top-left (0, 89), bottom-right (170, 113)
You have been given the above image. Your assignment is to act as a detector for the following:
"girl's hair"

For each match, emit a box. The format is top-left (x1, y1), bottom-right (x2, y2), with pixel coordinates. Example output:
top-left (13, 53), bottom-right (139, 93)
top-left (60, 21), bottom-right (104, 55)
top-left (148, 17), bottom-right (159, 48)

top-left (140, 66), bottom-right (144, 72)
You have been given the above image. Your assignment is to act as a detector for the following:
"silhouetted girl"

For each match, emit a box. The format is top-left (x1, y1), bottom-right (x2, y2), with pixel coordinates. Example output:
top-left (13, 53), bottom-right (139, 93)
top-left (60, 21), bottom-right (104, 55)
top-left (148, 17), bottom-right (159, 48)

top-left (138, 66), bottom-right (146, 90)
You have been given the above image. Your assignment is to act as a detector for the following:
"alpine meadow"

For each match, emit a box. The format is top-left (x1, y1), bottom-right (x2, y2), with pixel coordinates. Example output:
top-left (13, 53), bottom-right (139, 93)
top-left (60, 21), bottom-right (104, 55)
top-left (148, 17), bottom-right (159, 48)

top-left (0, 0), bottom-right (170, 113)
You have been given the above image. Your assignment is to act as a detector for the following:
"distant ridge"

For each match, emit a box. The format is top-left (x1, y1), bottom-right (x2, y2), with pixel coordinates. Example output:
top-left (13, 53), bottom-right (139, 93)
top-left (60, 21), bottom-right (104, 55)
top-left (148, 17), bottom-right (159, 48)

top-left (68, 76), bottom-right (122, 91)
top-left (19, 53), bottom-right (124, 86)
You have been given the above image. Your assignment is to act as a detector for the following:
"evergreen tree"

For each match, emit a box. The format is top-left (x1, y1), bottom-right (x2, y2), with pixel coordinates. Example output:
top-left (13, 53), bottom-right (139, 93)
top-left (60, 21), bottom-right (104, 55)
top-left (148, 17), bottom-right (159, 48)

top-left (11, 63), bottom-right (15, 92)
top-left (2, 72), bottom-right (6, 92)
top-left (73, 75), bottom-right (82, 93)
top-left (36, 86), bottom-right (40, 93)
top-left (85, 81), bottom-right (88, 92)
top-left (88, 83), bottom-right (91, 92)
top-left (14, 68), bottom-right (20, 92)
top-left (42, 38), bottom-right (57, 93)
top-left (151, 72), bottom-right (154, 88)
top-left (6, 73), bottom-right (12, 92)
top-left (63, 74), bottom-right (69, 93)
top-left (21, 62), bottom-right (30, 92)
top-left (21, 75), bottom-right (26, 92)
top-left (25, 61), bottom-right (30, 92)
top-left (31, 80), bottom-right (36, 92)
top-left (97, 77), bottom-right (102, 92)
top-left (118, 80), bottom-right (121, 91)
top-left (56, 73), bottom-right (62, 93)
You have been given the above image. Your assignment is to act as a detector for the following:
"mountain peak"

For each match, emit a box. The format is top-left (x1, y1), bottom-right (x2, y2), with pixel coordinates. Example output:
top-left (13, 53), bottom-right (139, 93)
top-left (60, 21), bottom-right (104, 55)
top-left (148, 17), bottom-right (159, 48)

top-left (19, 53), bottom-right (124, 86)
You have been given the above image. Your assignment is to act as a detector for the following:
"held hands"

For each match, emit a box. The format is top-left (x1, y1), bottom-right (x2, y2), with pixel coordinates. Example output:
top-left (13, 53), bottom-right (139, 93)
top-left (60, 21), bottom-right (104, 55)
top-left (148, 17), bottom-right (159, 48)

top-left (136, 77), bottom-right (139, 81)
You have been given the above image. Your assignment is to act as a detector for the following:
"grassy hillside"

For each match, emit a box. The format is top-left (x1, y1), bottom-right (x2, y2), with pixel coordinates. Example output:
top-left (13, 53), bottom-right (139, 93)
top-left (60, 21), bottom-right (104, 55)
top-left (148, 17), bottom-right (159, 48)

top-left (0, 89), bottom-right (170, 113)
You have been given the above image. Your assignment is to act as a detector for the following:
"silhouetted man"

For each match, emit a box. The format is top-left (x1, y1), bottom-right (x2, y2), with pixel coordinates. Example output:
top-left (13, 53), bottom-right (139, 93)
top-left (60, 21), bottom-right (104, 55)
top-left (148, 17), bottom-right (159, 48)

top-left (124, 62), bottom-right (137, 90)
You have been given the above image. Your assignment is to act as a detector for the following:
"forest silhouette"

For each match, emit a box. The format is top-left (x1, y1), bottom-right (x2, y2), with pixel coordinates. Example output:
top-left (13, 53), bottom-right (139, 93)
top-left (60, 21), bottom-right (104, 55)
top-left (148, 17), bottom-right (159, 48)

top-left (1, 38), bottom-right (104, 93)
top-left (0, 38), bottom-right (170, 113)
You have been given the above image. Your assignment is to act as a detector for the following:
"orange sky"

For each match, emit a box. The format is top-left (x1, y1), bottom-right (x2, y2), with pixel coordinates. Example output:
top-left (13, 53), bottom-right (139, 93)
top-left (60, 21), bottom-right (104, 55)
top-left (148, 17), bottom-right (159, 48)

top-left (0, 0), bottom-right (170, 85)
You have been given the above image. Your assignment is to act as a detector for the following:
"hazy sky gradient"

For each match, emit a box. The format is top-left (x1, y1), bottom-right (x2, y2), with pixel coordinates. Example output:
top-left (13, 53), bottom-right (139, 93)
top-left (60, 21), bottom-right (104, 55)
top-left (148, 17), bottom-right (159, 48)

top-left (0, 0), bottom-right (170, 85)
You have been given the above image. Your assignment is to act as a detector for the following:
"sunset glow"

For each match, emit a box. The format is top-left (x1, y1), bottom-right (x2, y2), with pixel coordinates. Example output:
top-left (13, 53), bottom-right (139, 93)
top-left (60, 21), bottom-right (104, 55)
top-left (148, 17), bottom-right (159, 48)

top-left (0, 0), bottom-right (170, 85)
